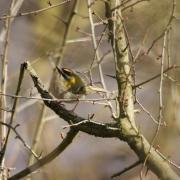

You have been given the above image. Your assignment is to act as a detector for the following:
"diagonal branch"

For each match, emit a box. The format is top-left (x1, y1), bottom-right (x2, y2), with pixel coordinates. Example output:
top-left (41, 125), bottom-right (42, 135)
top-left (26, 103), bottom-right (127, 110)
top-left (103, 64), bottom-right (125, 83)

top-left (8, 129), bottom-right (78, 180)
top-left (28, 0), bottom-right (79, 170)
top-left (106, 65), bottom-right (180, 88)
top-left (0, 0), bottom-right (71, 21)
top-left (19, 61), bottom-right (180, 180)
top-left (23, 61), bottom-right (120, 138)
top-left (111, 160), bottom-right (141, 178)
top-left (146, 0), bottom-right (176, 55)
top-left (134, 65), bottom-right (180, 88)
top-left (0, 122), bottom-right (39, 160)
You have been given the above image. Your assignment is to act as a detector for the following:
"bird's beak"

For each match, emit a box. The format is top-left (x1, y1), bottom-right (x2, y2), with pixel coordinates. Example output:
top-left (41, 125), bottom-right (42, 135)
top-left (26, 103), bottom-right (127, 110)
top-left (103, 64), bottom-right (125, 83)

top-left (56, 66), bottom-right (68, 80)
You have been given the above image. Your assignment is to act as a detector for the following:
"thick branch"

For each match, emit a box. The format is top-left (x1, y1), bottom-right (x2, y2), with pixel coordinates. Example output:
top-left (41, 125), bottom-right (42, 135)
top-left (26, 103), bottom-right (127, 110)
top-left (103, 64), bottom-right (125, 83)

top-left (17, 60), bottom-right (180, 179)
top-left (23, 61), bottom-right (120, 138)
top-left (23, 55), bottom-right (180, 179)
top-left (105, 0), bottom-right (179, 179)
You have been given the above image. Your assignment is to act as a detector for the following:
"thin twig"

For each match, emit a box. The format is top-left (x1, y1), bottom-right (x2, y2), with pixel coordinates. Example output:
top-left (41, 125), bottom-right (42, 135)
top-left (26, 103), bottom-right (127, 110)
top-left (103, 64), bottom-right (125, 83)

top-left (156, 150), bottom-right (180, 170)
top-left (87, 0), bottom-right (116, 117)
top-left (140, 1), bottom-right (176, 177)
top-left (146, 33), bottom-right (164, 55)
top-left (0, 122), bottom-right (39, 160)
top-left (140, 29), bottom-right (167, 180)
top-left (89, 24), bottom-right (108, 69)
top-left (111, 160), bottom-right (141, 178)
top-left (0, 0), bottom-right (71, 21)
top-left (111, 0), bottom-right (149, 12)
top-left (0, 0), bottom-right (24, 41)
top-left (164, 73), bottom-right (180, 86)
top-left (136, 98), bottom-right (166, 126)
top-left (166, 29), bottom-right (171, 67)
top-left (97, 50), bottom-right (112, 65)
top-left (0, 92), bottom-right (116, 103)
top-left (133, 65), bottom-right (180, 88)
top-left (66, 36), bottom-right (107, 44)
top-left (0, 1), bottom-right (15, 177)
top-left (0, 63), bottom-right (26, 164)
top-left (122, 0), bottom-right (150, 12)
top-left (146, 0), bottom-right (175, 55)
top-left (62, 120), bottom-right (91, 129)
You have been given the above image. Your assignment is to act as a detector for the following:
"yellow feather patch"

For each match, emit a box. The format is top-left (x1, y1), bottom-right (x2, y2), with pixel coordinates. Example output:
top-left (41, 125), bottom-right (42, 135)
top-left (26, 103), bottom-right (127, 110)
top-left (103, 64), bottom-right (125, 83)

top-left (69, 77), bottom-right (76, 84)
top-left (65, 77), bottom-right (76, 89)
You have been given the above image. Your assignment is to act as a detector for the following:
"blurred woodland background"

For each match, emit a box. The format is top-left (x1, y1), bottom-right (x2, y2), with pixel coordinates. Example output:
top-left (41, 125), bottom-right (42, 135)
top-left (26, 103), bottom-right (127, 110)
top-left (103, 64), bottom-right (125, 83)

top-left (0, 0), bottom-right (180, 179)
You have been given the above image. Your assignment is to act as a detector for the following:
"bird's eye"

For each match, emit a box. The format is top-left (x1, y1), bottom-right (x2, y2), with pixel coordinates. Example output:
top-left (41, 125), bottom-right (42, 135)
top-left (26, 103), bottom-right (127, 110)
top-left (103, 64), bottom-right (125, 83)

top-left (62, 68), bottom-right (73, 76)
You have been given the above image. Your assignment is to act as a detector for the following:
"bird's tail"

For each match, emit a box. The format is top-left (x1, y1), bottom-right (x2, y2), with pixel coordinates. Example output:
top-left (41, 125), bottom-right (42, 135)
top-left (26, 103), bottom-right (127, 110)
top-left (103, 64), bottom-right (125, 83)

top-left (85, 85), bottom-right (110, 94)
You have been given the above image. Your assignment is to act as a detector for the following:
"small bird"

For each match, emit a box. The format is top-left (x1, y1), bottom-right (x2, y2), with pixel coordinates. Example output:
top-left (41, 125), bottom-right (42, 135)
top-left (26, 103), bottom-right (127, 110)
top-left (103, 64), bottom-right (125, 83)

top-left (50, 66), bottom-right (109, 100)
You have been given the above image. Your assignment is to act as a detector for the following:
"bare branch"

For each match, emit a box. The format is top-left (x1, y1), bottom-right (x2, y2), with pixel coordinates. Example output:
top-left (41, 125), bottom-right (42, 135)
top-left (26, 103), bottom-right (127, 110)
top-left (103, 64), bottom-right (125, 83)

top-left (136, 98), bottom-right (166, 126)
top-left (0, 122), bottom-right (39, 160)
top-left (0, 63), bottom-right (26, 164)
top-left (134, 65), bottom-right (180, 88)
top-left (28, 0), bottom-right (79, 170)
top-left (23, 61), bottom-right (120, 137)
top-left (0, 0), bottom-right (71, 21)
top-left (8, 129), bottom-right (78, 180)
top-left (23, 60), bottom-right (180, 179)
top-left (0, 1), bottom-right (16, 177)
top-left (156, 150), bottom-right (180, 170)
top-left (87, 0), bottom-right (116, 117)
top-left (146, 0), bottom-right (175, 54)
top-left (0, 0), bottom-right (24, 41)
top-left (122, 0), bottom-right (150, 12)
top-left (106, 65), bottom-right (180, 88)
top-left (111, 160), bottom-right (141, 178)
top-left (141, 26), bottom-right (167, 180)
top-left (105, 0), bottom-right (179, 179)
top-left (0, 92), bottom-right (116, 103)
top-left (141, 0), bottom-right (176, 177)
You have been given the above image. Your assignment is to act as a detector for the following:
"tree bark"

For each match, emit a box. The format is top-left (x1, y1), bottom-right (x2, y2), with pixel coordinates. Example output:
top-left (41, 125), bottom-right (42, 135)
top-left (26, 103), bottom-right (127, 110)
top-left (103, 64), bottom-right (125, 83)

top-left (105, 0), bottom-right (179, 179)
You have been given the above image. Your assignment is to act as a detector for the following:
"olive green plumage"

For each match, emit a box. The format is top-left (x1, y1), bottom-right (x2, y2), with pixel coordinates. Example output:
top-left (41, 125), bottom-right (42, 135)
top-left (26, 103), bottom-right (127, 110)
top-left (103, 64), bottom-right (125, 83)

top-left (50, 67), bottom-right (109, 100)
